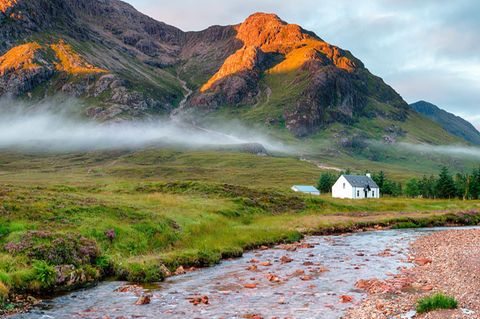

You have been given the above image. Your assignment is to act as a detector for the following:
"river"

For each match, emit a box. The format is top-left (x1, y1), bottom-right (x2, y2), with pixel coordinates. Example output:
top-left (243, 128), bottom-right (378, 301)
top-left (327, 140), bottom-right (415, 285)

top-left (12, 228), bottom-right (462, 319)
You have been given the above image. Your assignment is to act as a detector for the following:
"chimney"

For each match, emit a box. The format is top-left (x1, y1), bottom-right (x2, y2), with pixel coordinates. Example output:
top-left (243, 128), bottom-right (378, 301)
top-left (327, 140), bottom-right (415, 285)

top-left (366, 173), bottom-right (372, 178)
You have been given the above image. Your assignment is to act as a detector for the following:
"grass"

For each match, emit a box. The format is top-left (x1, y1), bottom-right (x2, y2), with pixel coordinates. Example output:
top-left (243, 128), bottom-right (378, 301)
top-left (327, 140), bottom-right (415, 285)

top-left (417, 293), bottom-right (458, 313)
top-left (0, 148), bottom-right (479, 306)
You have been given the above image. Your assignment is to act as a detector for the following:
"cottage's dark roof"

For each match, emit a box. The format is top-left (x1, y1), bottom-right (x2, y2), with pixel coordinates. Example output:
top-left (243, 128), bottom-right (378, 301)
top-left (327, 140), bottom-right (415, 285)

top-left (343, 175), bottom-right (379, 188)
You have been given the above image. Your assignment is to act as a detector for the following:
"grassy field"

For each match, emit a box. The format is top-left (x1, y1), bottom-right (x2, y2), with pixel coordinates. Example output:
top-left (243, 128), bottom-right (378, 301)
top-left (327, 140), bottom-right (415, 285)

top-left (1, 148), bottom-right (480, 309)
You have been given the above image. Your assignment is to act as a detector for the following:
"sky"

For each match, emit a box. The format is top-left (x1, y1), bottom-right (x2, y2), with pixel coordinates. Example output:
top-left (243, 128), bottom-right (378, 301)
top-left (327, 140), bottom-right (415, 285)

top-left (127, 0), bottom-right (480, 128)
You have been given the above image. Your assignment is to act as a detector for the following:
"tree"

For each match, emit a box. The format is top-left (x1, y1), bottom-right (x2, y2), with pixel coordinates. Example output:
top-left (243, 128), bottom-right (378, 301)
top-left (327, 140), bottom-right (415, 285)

top-left (469, 167), bottom-right (480, 199)
top-left (372, 171), bottom-right (402, 196)
top-left (435, 167), bottom-right (456, 199)
top-left (372, 171), bottom-right (386, 190)
top-left (405, 178), bottom-right (420, 198)
top-left (419, 175), bottom-right (436, 198)
top-left (317, 172), bottom-right (338, 193)
top-left (454, 173), bottom-right (469, 200)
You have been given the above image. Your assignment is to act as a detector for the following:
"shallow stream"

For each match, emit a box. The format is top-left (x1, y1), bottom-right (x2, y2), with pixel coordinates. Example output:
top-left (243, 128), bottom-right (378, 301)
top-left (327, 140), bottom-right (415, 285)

top-left (13, 228), bottom-right (458, 319)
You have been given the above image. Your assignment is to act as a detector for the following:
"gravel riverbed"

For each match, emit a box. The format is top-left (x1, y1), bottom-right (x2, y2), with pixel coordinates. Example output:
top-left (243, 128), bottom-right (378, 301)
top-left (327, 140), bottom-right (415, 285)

top-left (344, 229), bottom-right (480, 319)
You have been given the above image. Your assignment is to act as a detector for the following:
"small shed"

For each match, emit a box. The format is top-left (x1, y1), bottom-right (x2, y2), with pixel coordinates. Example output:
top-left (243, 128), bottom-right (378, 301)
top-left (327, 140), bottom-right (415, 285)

top-left (291, 185), bottom-right (320, 196)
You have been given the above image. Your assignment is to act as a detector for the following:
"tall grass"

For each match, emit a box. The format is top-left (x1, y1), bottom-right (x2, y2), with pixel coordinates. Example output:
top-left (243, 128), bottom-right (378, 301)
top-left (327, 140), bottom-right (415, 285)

top-left (417, 293), bottom-right (458, 313)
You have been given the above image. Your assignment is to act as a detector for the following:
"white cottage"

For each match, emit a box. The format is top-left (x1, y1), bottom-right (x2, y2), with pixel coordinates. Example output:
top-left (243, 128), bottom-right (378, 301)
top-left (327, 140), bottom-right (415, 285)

top-left (332, 174), bottom-right (380, 199)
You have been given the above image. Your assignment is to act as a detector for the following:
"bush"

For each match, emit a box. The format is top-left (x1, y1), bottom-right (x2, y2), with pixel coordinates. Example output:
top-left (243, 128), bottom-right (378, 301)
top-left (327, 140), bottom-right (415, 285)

top-left (119, 262), bottom-right (166, 283)
top-left (417, 293), bottom-right (458, 313)
top-left (9, 268), bottom-right (36, 291)
top-left (32, 260), bottom-right (56, 288)
top-left (3, 231), bottom-right (99, 266)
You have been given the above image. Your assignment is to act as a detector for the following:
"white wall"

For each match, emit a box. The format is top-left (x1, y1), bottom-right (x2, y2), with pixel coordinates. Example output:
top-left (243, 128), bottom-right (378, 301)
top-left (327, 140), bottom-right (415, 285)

top-left (352, 187), bottom-right (380, 199)
top-left (332, 175), bottom-right (354, 199)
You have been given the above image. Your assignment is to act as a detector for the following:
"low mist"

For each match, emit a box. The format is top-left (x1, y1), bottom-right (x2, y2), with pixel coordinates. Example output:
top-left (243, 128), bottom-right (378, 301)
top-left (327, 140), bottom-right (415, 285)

top-left (397, 142), bottom-right (480, 159)
top-left (0, 100), bottom-right (290, 153)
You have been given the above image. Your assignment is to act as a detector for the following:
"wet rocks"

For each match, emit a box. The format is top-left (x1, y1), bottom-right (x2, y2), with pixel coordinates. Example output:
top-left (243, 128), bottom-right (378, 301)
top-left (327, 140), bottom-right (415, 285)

top-left (279, 256), bottom-right (293, 264)
top-left (134, 294), bottom-right (151, 305)
top-left (188, 295), bottom-right (209, 305)
top-left (174, 266), bottom-right (186, 275)
top-left (114, 284), bottom-right (143, 294)
top-left (340, 295), bottom-right (353, 303)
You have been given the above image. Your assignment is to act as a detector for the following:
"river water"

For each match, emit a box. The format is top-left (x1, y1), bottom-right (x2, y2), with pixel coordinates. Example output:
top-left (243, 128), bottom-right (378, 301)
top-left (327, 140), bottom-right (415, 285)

top-left (13, 228), bottom-right (453, 319)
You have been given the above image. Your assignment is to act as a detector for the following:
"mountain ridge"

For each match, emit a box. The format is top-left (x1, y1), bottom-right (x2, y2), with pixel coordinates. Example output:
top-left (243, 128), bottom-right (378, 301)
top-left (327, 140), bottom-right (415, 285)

top-left (410, 100), bottom-right (480, 145)
top-left (0, 0), bottom-right (467, 148)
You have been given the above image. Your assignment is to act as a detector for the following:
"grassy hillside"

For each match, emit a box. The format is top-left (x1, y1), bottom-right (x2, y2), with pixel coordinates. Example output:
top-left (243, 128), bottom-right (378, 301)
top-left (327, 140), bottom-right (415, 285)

top-left (411, 101), bottom-right (480, 145)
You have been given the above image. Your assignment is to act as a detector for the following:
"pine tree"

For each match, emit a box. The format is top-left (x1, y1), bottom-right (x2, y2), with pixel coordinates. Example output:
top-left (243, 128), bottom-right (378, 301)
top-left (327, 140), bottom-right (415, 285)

top-left (436, 167), bottom-right (456, 199)
top-left (317, 173), bottom-right (338, 193)
top-left (373, 171), bottom-right (386, 190)
top-left (469, 168), bottom-right (480, 199)
top-left (405, 178), bottom-right (420, 198)
top-left (419, 175), bottom-right (436, 198)
top-left (454, 173), bottom-right (468, 200)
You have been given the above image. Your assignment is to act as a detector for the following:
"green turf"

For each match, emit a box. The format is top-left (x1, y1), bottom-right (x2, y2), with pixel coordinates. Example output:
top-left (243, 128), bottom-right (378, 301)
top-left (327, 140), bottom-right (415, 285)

top-left (0, 148), bottom-right (479, 303)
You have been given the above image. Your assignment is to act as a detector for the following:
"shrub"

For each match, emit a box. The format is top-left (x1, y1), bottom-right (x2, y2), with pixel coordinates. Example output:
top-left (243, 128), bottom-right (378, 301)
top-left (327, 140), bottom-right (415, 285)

top-left (417, 293), bottom-right (458, 314)
top-left (32, 260), bottom-right (56, 288)
top-left (121, 262), bottom-right (166, 283)
top-left (9, 268), bottom-right (36, 291)
top-left (4, 231), bottom-right (99, 266)
top-left (104, 229), bottom-right (116, 243)
top-left (95, 256), bottom-right (113, 272)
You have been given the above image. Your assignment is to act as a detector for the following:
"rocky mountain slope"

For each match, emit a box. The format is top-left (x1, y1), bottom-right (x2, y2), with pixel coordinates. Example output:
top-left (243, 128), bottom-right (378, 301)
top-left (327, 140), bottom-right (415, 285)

top-left (411, 101), bottom-right (480, 145)
top-left (0, 0), bottom-right (466, 147)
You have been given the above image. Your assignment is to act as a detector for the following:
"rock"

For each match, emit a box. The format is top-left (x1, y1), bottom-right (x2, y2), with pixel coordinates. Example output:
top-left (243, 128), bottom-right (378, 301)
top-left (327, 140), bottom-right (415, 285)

top-left (244, 283), bottom-right (257, 289)
top-left (340, 295), bottom-right (353, 303)
top-left (135, 294), bottom-right (151, 305)
top-left (246, 265), bottom-right (258, 271)
top-left (414, 258), bottom-right (432, 266)
top-left (266, 273), bottom-right (281, 283)
top-left (188, 295), bottom-right (209, 305)
top-left (280, 256), bottom-right (293, 264)
top-left (259, 261), bottom-right (272, 267)
top-left (114, 284), bottom-right (143, 294)
top-left (174, 266), bottom-right (186, 275)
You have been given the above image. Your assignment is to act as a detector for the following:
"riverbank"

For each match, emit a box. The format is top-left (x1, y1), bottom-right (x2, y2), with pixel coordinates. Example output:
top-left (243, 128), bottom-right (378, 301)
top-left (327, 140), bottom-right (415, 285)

top-left (344, 229), bottom-right (480, 319)
top-left (10, 228), bottom-right (427, 319)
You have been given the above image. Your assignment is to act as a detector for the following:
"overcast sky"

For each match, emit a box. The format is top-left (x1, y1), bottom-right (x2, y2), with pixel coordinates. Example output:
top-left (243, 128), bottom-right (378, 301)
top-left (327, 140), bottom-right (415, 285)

top-left (127, 0), bottom-right (480, 128)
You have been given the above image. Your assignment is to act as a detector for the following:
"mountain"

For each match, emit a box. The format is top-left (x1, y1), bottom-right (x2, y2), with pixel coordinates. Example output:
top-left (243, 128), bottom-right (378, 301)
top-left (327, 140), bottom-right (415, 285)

top-left (0, 0), bottom-right (463, 148)
top-left (410, 101), bottom-right (480, 145)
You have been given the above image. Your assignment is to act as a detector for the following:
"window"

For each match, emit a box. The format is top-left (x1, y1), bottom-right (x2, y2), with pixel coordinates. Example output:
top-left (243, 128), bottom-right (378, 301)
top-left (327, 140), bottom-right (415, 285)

top-left (372, 191), bottom-right (375, 197)
top-left (357, 190), bottom-right (360, 197)
top-left (343, 183), bottom-right (346, 189)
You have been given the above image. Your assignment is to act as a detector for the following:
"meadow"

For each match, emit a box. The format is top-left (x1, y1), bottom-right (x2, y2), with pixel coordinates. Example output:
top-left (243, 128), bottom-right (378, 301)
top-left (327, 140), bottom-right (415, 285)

top-left (0, 147), bottom-right (479, 309)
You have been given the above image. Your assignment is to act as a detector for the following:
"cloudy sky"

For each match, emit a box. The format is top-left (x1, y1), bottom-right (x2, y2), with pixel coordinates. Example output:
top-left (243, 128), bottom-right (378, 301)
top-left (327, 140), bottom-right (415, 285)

top-left (127, 0), bottom-right (480, 128)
